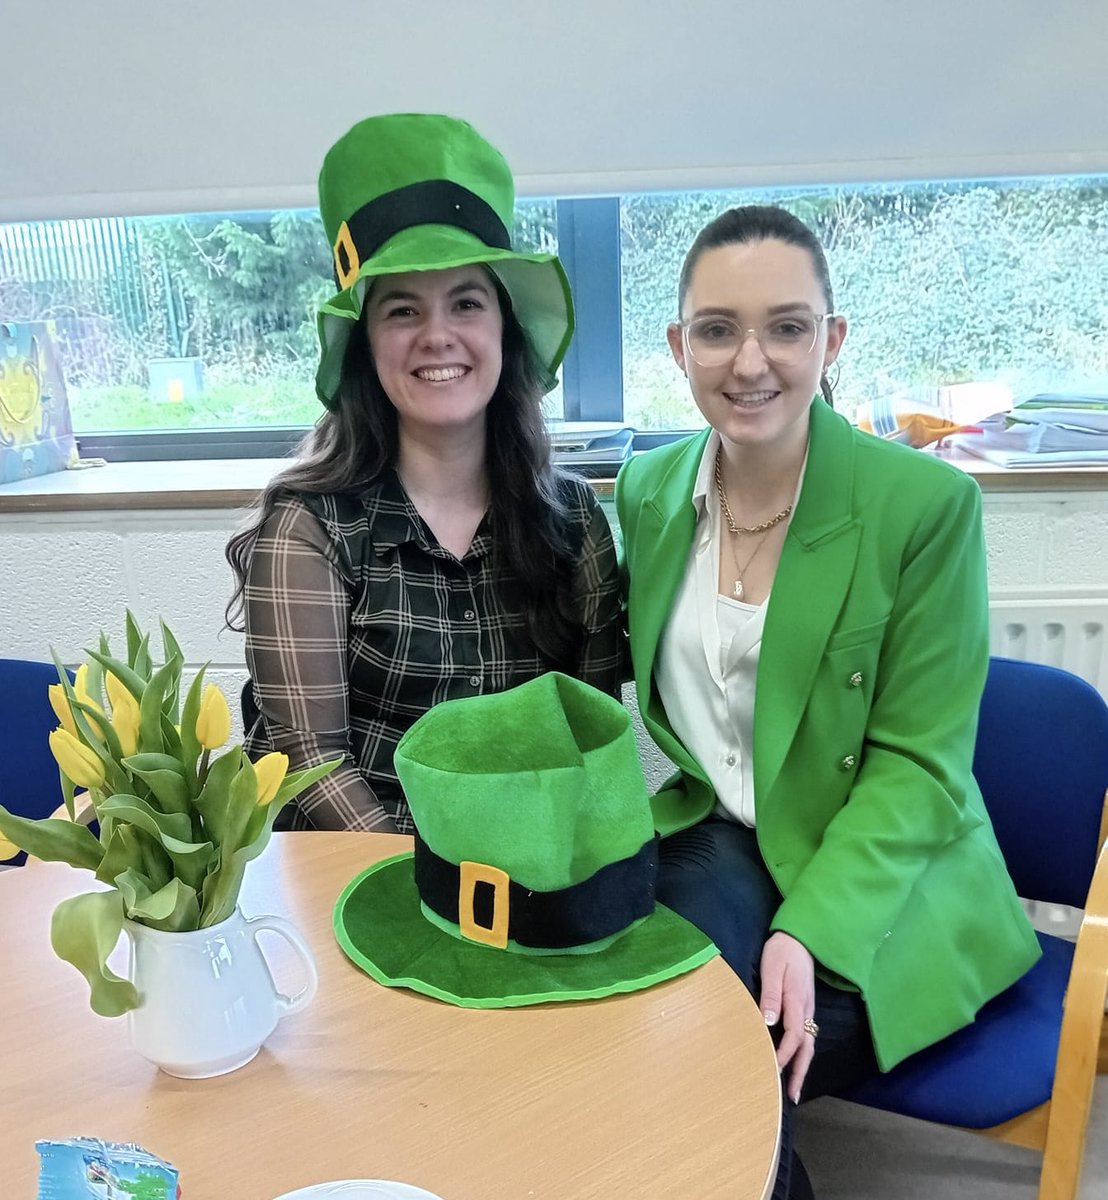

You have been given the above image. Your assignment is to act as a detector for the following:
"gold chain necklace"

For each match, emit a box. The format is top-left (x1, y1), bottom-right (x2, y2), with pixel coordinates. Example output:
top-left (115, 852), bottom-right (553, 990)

top-left (714, 449), bottom-right (793, 536)
top-left (722, 525), bottom-right (774, 601)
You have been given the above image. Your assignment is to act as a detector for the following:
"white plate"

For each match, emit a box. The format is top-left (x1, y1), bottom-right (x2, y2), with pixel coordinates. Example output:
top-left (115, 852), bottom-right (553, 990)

top-left (272, 1183), bottom-right (444, 1200)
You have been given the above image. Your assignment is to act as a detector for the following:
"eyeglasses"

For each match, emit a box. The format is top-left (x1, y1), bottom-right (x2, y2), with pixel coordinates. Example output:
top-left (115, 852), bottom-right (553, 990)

top-left (679, 312), bottom-right (837, 368)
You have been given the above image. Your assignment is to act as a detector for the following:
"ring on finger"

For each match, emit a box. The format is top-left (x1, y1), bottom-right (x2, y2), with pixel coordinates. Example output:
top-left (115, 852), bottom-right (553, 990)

top-left (803, 1017), bottom-right (819, 1038)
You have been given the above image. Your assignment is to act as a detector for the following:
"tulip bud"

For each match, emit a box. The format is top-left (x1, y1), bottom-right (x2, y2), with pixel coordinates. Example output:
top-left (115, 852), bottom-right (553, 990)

top-left (195, 684), bottom-right (232, 750)
top-left (253, 752), bottom-right (289, 807)
top-left (48, 683), bottom-right (78, 737)
top-left (106, 673), bottom-right (142, 757)
top-left (0, 833), bottom-right (19, 861)
top-left (74, 664), bottom-right (105, 717)
top-left (49, 727), bottom-right (107, 790)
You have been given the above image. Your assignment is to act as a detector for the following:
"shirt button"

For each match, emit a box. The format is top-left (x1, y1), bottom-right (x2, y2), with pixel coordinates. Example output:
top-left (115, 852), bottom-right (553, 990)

top-left (840, 754), bottom-right (857, 770)
top-left (468, 675), bottom-right (481, 688)
top-left (725, 752), bottom-right (737, 767)
top-left (464, 609), bottom-right (476, 620)
top-left (849, 671), bottom-right (863, 688)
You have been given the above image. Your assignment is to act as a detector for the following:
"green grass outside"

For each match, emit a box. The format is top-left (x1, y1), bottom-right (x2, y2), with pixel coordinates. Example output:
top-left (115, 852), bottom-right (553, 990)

top-left (70, 380), bottom-right (321, 433)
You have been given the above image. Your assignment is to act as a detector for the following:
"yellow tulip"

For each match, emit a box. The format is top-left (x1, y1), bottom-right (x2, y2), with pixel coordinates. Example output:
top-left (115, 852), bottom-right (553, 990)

top-left (253, 752), bottom-right (289, 806)
top-left (106, 673), bottom-right (142, 757)
top-left (49, 727), bottom-right (106, 790)
top-left (195, 684), bottom-right (232, 750)
top-left (74, 664), bottom-right (105, 717)
top-left (0, 833), bottom-right (19, 861)
top-left (48, 683), bottom-right (78, 737)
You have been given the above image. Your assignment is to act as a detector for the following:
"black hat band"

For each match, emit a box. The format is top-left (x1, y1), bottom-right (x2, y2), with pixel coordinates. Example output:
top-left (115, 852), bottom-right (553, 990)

top-left (333, 179), bottom-right (512, 289)
top-left (413, 833), bottom-right (659, 952)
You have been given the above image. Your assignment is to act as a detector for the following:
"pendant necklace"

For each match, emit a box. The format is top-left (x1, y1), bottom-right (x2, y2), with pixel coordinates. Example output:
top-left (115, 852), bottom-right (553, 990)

top-left (723, 526), bottom-right (774, 600)
top-left (714, 449), bottom-right (793, 601)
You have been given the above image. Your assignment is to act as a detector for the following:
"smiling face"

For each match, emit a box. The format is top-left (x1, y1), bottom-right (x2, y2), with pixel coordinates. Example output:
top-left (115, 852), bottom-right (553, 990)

top-left (667, 238), bottom-right (846, 459)
top-left (365, 265), bottom-right (504, 441)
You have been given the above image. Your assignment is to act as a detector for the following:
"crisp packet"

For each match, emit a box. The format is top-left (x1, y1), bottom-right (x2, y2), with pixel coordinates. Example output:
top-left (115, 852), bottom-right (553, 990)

top-left (35, 1138), bottom-right (180, 1199)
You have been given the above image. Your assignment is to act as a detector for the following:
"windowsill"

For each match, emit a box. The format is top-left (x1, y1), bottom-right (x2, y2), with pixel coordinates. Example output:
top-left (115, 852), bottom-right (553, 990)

top-left (0, 448), bottom-right (1106, 514)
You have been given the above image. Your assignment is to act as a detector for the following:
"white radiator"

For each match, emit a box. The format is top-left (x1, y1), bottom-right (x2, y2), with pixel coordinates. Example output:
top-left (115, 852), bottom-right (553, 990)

top-left (989, 586), bottom-right (1108, 696)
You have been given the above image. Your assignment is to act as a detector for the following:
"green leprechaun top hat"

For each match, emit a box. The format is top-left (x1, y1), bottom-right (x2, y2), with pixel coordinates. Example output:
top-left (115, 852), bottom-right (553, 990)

top-left (314, 112), bottom-right (574, 410)
top-left (333, 672), bottom-right (718, 1007)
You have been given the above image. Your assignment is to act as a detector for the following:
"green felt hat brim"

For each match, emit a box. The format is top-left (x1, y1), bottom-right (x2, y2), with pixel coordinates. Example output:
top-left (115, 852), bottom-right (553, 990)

top-left (315, 225), bottom-right (573, 410)
top-left (333, 852), bottom-right (719, 1008)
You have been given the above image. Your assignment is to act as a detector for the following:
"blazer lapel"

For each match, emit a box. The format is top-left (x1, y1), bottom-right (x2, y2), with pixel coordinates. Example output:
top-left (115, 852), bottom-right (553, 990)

top-left (627, 430), bottom-right (709, 775)
top-left (755, 402), bottom-right (862, 802)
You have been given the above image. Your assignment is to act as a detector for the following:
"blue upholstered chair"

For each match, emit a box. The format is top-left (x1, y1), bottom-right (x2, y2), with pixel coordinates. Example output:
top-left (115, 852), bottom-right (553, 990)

top-left (0, 658), bottom-right (75, 866)
top-left (838, 656), bottom-right (1108, 1200)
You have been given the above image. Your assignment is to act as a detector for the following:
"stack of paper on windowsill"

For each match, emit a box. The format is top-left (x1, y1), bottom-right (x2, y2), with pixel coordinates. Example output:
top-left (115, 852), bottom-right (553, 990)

top-left (951, 393), bottom-right (1108, 467)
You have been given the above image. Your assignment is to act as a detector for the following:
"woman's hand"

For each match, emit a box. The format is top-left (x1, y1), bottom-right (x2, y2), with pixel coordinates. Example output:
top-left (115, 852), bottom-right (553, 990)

top-left (759, 930), bottom-right (817, 1105)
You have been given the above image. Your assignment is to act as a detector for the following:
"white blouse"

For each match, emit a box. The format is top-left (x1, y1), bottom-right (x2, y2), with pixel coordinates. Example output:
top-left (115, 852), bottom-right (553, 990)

top-left (654, 432), bottom-right (804, 827)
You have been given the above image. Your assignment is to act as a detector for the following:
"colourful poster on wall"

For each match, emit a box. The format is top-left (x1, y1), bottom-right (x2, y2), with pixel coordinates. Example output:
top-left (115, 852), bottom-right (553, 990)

top-left (0, 321), bottom-right (79, 485)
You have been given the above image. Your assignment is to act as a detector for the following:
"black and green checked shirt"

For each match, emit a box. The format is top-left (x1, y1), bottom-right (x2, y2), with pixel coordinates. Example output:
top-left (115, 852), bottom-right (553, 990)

top-left (244, 470), bottom-right (623, 832)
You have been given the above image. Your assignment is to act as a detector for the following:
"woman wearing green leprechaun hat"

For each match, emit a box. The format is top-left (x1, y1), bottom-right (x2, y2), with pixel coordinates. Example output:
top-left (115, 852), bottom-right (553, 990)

top-left (616, 206), bottom-right (1039, 1199)
top-left (226, 114), bottom-right (622, 833)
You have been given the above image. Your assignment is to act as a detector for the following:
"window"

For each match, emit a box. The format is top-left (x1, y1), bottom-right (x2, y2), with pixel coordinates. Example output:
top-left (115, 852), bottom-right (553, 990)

top-left (620, 177), bottom-right (1108, 429)
top-left (2, 175), bottom-right (1106, 456)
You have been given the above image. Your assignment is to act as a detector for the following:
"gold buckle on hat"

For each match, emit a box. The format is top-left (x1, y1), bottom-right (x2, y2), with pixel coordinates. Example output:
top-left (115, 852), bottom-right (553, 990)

top-left (333, 220), bottom-right (361, 290)
top-left (458, 861), bottom-right (510, 949)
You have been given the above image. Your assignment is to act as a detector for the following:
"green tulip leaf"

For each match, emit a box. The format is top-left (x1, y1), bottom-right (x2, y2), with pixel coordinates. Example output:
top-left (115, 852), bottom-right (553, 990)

top-left (199, 841), bottom-right (255, 927)
top-left (198, 763), bottom-right (260, 924)
top-left (98, 795), bottom-right (192, 843)
top-left (95, 823), bottom-right (170, 891)
top-left (84, 648), bottom-right (146, 703)
top-left (124, 752), bottom-right (187, 775)
top-left (124, 611), bottom-right (142, 666)
top-left (72, 699), bottom-right (128, 782)
top-left (194, 746), bottom-right (244, 844)
top-left (119, 873), bottom-right (200, 931)
top-left (0, 805), bottom-right (103, 870)
top-left (59, 768), bottom-right (77, 822)
top-left (95, 824), bottom-right (146, 884)
top-left (98, 797), bottom-right (211, 890)
top-left (138, 657), bottom-right (181, 755)
top-left (129, 623), bottom-right (153, 681)
top-left (177, 667), bottom-right (207, 782)
top-left (274, 755), bottom-right (344, 806)
top-left (160, 621), bottom-right (183, 681)
top-left (50, 889), bottom-right (139, 1017)
top-left (122, 759), bottom-right (191, 815)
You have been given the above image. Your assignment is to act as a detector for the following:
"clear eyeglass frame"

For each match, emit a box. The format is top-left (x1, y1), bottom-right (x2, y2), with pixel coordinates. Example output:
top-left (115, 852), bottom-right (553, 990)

top-left (679, 312), bottom-right (838, 368)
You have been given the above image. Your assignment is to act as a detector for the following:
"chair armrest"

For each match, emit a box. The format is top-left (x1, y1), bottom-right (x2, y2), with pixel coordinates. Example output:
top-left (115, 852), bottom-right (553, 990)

top-left (1039, 830), bottom-right (1108, 1196)
top-left (48, 791), bottom-right (96, 826)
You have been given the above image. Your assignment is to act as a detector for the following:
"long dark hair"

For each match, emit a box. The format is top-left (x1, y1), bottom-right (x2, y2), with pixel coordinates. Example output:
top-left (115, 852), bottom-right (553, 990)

top-left (225, 284), bottom-right (584, 667)
top-left (678, 205), bottom-right (838, 406)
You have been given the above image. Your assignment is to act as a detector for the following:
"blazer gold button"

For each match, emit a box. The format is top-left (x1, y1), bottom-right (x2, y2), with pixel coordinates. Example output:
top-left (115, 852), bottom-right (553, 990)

top-left (840, 754), bottom-right (857, 770)
top-left (849, 671), bottom-right (863, 688)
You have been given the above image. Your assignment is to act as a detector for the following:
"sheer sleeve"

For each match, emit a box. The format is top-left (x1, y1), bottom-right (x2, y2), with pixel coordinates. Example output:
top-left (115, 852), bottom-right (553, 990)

top-left (244, 494), bottom-right (397, 831)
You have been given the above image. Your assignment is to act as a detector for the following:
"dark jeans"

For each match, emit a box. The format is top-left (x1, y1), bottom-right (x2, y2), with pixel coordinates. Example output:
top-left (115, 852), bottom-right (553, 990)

top-left (658, 818), bottom-right (879, 1200)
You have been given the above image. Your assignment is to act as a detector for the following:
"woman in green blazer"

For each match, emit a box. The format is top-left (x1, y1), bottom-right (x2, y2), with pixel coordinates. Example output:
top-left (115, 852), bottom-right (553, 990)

top-left (616, 206), bottom-right (1039, 1198)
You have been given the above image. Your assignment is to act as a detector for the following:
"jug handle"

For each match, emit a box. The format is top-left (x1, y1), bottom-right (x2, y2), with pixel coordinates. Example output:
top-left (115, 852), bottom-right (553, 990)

top-left (244, 914), bottom-right (319, 1015)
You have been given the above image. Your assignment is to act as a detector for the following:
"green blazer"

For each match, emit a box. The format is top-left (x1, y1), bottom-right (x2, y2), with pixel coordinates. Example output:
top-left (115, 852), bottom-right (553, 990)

top-left (615, 400), bottom-right (1040, 1069)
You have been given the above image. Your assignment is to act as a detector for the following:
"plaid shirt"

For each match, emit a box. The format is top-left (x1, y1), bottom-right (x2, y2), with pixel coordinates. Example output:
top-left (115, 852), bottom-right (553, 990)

top-left (244, 470), bottom-right (623, 832)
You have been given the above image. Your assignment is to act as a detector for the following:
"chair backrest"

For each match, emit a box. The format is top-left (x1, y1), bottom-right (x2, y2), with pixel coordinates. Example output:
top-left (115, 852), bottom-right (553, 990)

top-left (972, 656), bottom-right (1108, 910)
top-left (0, 659), bottom-right (73, 865)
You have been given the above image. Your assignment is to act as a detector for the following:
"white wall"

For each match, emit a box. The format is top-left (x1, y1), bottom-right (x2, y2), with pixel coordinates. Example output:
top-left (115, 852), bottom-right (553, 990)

top-left (4, 1), bottom-right (1106, 220)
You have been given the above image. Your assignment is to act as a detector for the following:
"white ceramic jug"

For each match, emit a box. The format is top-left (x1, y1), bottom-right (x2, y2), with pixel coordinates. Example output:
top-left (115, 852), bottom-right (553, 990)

top-left (125, 907), bottom-right (318, 1078)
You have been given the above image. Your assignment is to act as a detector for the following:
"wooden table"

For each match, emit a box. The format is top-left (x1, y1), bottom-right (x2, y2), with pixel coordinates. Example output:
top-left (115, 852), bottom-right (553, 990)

top-left (0, 832), bottom-right (781, 1199)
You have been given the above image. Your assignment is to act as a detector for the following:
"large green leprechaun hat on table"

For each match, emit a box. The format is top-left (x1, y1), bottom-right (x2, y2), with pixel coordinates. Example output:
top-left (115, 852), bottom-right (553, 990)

top-left (333, 673), bottom-right (718, 1007)
top-left (314, 111), bottom-right (573, 409)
